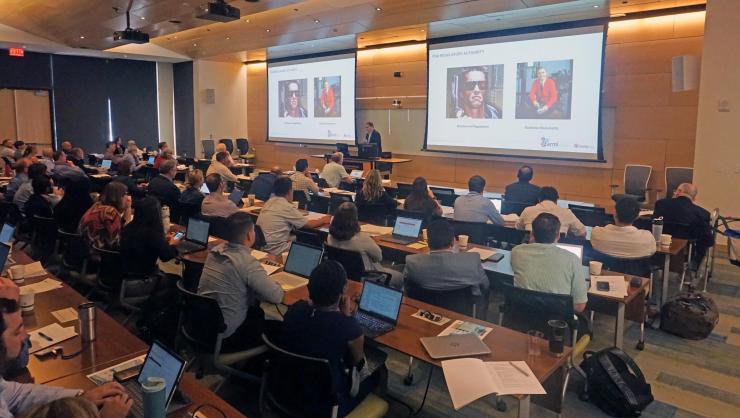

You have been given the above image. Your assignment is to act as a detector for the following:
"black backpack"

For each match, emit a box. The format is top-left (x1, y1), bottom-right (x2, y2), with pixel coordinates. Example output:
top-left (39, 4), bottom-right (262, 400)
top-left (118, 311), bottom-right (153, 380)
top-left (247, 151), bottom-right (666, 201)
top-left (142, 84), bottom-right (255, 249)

top-left (581, 348), bottom-right (653, 417)
top-left (660, 290), bottom-right (719, 340)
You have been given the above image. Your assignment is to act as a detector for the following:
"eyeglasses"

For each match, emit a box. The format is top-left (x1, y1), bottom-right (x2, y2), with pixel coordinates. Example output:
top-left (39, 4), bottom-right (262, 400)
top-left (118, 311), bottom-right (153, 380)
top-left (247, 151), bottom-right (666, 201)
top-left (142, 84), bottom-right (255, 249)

top-left (419, 310), bottom-right (442, 322)
top-left (462, 80), bottom-right (488, 91)
top-left (285, 91), bottom-right (301, 98)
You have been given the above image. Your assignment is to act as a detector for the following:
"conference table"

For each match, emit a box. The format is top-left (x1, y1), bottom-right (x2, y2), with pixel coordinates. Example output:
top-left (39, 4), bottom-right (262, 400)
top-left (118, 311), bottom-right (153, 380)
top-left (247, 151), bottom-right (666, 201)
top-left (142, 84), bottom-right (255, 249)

top-left (6, 250), bottom-right (245, 417)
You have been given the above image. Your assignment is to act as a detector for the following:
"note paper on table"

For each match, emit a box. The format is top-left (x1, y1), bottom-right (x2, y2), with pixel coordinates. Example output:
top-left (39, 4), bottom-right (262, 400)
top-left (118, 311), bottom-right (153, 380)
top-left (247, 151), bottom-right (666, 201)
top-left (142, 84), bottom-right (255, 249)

top-left (51, 307), bottom-right (78, 323)
top-left (23, 261), bottom-right (47, 278)
top-left (20, 278), bottom-right (63, 294)
top-left (467, 247), bottom-right (497, 261)
top-left (29, 323), bottom-right (77, 354)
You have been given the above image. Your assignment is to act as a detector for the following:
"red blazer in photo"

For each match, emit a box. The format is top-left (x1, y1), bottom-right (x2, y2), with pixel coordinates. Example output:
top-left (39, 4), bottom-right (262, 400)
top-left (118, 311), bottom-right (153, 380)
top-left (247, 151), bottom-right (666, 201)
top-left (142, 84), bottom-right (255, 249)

top-left (529, 78), bottom-right (558, 108)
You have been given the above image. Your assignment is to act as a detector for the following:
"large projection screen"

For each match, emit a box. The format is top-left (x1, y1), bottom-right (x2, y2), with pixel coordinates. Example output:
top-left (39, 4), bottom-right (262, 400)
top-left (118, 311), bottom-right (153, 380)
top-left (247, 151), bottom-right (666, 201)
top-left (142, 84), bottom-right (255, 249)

top-left (425, 23), bottom-right (606, 161)
top-left (267, 52), bottom-right (356, 145)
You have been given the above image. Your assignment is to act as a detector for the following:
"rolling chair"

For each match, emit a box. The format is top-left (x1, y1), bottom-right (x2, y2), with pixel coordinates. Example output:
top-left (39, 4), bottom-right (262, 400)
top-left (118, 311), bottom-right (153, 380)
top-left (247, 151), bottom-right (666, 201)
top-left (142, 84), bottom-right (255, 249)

top-left (293, 190), bottom-right (309, 210)
top-left (661, 222), bottom-right (698, 291)
top-left (500, 199), bottom-right (529, 216)
top-left (405, 281), bottom-right (478, 318)
top-left (568, 205), bottom-right (608, 227)
top-left (259, 334), bottom-right (389, 418)
top-left (235, 138), bottom-right (249, 155)
top-left (451, 220), bottom-right (489, 246)
top-left (486, 225), bottom-right (527, 250)
top-left (664, 167), bottom-right (693, 199)
top-left (611, 164), bottom-right (652, 205)
top-left (329, 192), bottom-right (353, 215)
top-left (324, 245), bottom-right (391, 285)
top-left (219, 138), bottom-right (234, 154)
top-left (198, 215), bottom-right (229, 240)
top-left (395, 182), bottom-right (413, 199)
top-left (357, 203), bottom-right (394, 226)
top-left (430, 187), bottom-right (456, 207)
top-left (30, 215), bottom-right (58, 264)
top-left (201, 140), bottom-right (215, 159)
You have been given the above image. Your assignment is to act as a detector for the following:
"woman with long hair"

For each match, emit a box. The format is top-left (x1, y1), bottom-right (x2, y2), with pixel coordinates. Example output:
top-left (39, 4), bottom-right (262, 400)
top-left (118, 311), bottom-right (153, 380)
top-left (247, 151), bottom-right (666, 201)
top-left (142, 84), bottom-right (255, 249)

top-left (403, 176), bottom-right (442, 218)
top-left (79, 182), bottom-right (132, 249)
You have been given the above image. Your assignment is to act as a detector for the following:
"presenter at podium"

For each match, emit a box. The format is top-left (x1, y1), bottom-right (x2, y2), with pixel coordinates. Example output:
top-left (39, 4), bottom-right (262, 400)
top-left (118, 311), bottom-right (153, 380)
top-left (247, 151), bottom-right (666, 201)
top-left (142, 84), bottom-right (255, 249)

top-left (361, 121), bottom-right (383, 154)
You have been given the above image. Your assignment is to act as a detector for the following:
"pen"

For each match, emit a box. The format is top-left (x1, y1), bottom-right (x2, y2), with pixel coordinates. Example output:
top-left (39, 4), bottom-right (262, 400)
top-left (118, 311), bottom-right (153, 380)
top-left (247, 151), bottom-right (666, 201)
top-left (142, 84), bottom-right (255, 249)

top-left (38, 332), bottom-right (53, 342)
top-left (509, 361), bottom-right (530, 377)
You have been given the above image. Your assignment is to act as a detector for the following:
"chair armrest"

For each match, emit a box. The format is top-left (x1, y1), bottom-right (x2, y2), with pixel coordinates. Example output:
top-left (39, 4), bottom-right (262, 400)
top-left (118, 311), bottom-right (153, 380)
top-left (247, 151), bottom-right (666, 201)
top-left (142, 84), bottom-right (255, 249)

top-left (575, 311), bottom-right (593, 338)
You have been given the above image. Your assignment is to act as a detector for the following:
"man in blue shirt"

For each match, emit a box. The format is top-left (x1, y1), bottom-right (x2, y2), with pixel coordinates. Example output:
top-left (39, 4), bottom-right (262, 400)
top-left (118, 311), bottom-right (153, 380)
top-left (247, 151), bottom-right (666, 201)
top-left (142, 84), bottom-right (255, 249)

top-left (453, 175), bottom-right (505, 225)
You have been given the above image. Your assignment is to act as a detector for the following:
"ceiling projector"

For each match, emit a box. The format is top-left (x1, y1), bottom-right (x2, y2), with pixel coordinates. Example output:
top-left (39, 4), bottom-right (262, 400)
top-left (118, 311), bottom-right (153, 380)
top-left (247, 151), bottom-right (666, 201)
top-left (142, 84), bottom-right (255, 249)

top-left (198, 1), bottom-right (241, 22)
top-left (113, 28), bottom-right (150, 44)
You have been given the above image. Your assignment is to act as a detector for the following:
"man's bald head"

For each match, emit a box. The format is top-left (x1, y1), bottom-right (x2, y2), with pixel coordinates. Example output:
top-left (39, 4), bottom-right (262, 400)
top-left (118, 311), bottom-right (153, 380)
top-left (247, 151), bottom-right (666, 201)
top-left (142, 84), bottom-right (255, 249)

top-left (675, 183), bottom-right (698, 200)
top-left (271, 166), bottom-right (282, 175)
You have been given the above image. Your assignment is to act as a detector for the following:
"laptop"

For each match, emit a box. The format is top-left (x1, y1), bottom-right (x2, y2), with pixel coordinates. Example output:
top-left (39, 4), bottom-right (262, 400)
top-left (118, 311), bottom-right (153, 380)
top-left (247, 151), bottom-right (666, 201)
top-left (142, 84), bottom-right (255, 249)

top-left (228, 187), bottom-right (244, 206)
top-left (420, 333), bottom-right (492, 359)
top-left (378, 216), bottom-right (423, 245)
top-left (147, 156), bottom-right (155, 165)
top-left (100, 159), bottom-right (112, 170)
top-left (557, 243), bottom-right (583, 261)
top-left (199, 183), bottom-right (210, 195)
top-left (490, 198), bottom-right (502, 213)
top-left (0, 224), bottom-right (15, 245)
top-left (349, 169), bottom-right (364, 179)
top-left (174, 218), bottom-right (210, 254)
top-left (0, 243), bottom-right (10, 273)
top-left (270, 242), bottom-right (323, 291)
top-left (353, 280), bottom-right (403, 338)
top-left (113, 341), bottom-right (189, 418)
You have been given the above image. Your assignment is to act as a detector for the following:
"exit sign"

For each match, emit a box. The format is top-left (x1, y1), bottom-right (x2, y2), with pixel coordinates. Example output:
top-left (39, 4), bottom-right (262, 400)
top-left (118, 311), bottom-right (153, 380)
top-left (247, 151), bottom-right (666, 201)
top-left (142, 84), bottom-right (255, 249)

top-left (9, 47), bottom-right (24, 57)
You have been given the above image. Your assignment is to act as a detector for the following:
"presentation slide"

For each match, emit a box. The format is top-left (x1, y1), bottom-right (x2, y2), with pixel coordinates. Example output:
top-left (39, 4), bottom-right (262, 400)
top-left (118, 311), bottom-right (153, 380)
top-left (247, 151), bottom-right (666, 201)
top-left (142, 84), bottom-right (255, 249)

top-left (425, 25), bottom-right (605, 160)
top-left (268, 53), bottom-right (356, 144)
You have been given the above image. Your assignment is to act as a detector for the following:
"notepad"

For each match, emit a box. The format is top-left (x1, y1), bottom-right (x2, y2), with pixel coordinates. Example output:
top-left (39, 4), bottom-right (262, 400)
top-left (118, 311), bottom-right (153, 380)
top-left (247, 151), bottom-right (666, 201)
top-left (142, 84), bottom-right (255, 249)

top-left (589, 275), bottom-right (628, 298)
top-left (22, 261), bottom-right (47, 278)
top-left (360, 224), bottom-right (393, 236)
top-left (261, 263), bottom-right (281, 276)
top-left (467, 247), bottom-right (497, 261)
top-left (407, 242), bottom-right (427, 250)
top-left (29, 323), bottom-right (77, 354)
top-left (51, 307), bottom-right (78, 323)
top-left (442, 359), bottom-right (545, 410)
top-left (20, 278), bottom-right (62, 294)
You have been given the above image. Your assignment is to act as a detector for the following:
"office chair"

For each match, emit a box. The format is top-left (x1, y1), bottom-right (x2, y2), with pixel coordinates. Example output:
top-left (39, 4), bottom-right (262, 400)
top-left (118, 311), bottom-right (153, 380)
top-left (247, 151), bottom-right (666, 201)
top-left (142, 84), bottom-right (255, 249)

top-left (259, 334), bottom-right (389, 418)
top-left (176, 281), bottom-right (267, 386)
top-left (662, 222), bottom-right (698, 291)
top-left (405, 281), bottom-right (478, 318)
top-left (219, 138), bottom-right (234, 154)
top-left (329, 192), bottom-right (353, 215)
top-left (395, 182), bottom-right (413, 199)
top-left (180, 258), bottom-right (205, 293)
top-left (198, 215), bottom-right (229, 240)
top-left (253, 225), bottom-right (267, 250)
top-left (56, 230), bottom-right (96, 288)
top-left (357, 203), bottom-right (394, 226)
top-left (30, 215), bottom-right (57, 263)
top-left (499, 284), bottom-right (591, 405)
top-left (500, 200), bottom-right (529, 216)
top-left (568, 205), bottom-right (608, 227)
top-left (294, 229), bottom-right (324, 248)
top-left (611, 164), bottom-right (652, 204)
top-left (451, 220), bottom-right (489, 246)
top-left (308, 195), bottom-right (330, 214)
top-left (323, 245), bottom-right (390, 286)
top-left (664, 167), bottom-right (693, 199)
top-left (430, 187), bottom-right (456, 206)
top-left (486, 225), bottom-right (527, 250)
top-left (178, 202), bottom-right (201, 226)
top-left (202, 139), bottom-right (215, 159)
top-left (196, 159), bottom-right (211, 173)
top-left (235, 138), bottom-right (249, 155)
top-left (293, 190), bottom-right (309, 210)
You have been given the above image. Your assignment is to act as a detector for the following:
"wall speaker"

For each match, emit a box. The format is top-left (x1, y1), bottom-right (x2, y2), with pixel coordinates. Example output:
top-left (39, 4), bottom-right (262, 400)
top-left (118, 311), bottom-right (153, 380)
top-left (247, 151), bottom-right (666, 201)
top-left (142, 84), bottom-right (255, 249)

top-left (205, 88), bottom-right (216, 104)
top-left (671, 55), bottom-right (700, 92)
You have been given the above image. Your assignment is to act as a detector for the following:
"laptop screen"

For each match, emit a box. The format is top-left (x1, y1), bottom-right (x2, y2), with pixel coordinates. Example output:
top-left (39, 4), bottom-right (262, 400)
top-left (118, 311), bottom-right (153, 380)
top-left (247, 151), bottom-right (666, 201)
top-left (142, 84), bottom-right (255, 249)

top-left (0, 244), bottom-right (10, 273)
top-left (228, 188), bottom-right (244, 205)
top-left (0, 224), bottom-right (14, 245)
top-left (557, 243), bottom-right (583, 261)
top-left (359, 281), bottom-right (403, 323)
top-left (490, 198), bottom-right (502, 212)
top-left (186, 218), bottom-right (210, 244)
top-left (199, 183), bottom-right (210, 195)
top-left (284, 242), bottom-right (323, 278)
top-left (101, 159), bottom-right (112, 169)
top-left (147, 156), bottom-right (155, 165)
top-left (137, 342), bottom-right (185, 406)
top-left (393, 216), bottom-right (422, 238)
top-left (350, 170), bottom-right (364, 179)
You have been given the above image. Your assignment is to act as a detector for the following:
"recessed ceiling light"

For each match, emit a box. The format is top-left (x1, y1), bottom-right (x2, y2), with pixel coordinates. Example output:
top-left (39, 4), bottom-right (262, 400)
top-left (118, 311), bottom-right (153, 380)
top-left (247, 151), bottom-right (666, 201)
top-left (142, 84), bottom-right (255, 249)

top-left (265, 28), bottom-right (271, 32)
top-left (140, 16), bottom-right (145, 20)
top-left (193, 43), bottom-right (197, 46)
top-left (314, 19), bottom-right (320, 23)
top-left (226, 36), bottom-right (231, 40)
top-left (376, 7), bottom-right (382, 11)
top-left (79, 35), bottom-right (85, 39)
top-left (593, 4), bottom-right (599, 7)
top-left (244, 19), bottom-right (250, 23)
top-left (420, 29), bottom-right (425, 32)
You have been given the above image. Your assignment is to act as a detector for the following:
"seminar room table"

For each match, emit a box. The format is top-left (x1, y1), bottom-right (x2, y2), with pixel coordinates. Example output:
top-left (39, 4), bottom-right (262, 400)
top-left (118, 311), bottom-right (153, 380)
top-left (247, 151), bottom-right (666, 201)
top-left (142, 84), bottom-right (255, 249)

top-left (7, 250), bottom-right (246, 417)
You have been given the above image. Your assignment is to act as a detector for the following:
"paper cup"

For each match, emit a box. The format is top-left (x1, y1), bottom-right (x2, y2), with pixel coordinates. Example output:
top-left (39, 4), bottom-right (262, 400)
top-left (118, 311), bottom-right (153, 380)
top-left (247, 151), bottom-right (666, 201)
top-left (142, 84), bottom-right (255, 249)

top-left (422, 229), bottom-right (428, 241)
top-left (458, 235), bottom-right (469, 248)
top-left (247, 194), bottom-right (255, 206)
top-left (589, 261), bottom-right (603, 276)
top-left (19, 288), bottom-right (34, 313)
top-left (9, 265), bottom-right (25, 284)
top-left (660, 234), bottom-right (672, 246)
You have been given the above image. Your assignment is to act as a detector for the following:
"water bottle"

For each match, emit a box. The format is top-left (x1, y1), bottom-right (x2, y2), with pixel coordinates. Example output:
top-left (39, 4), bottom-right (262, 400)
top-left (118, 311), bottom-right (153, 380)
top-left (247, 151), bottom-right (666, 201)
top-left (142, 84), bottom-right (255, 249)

top-left (78, 302), bottom-right (96, 343)
top-left (162, 205), bottom-right (171, 234)
top-left (141, 377), bottom-right (167, 418)
top-left (652, 217), bottom-right (663, 243)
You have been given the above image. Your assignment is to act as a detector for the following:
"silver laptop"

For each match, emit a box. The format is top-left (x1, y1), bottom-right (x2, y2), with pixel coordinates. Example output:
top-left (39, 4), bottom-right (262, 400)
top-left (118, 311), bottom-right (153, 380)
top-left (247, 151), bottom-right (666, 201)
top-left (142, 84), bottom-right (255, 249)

top-left (174, 218), bottom-right (210, 254)
top-left (557, 243), bottom-right (583, 261)
top-left (378, 216), bottom-right (423, 245)
top-left (199, 183), bottom-right (210, 195)
top-left (420, 333), bottom-right (491, 359)
top-left (270, 242), bottom-right (323, 290)
top-left (490, 198), bottom-right (502, 213)
top-left (349, 170), bottom-right (364, 179)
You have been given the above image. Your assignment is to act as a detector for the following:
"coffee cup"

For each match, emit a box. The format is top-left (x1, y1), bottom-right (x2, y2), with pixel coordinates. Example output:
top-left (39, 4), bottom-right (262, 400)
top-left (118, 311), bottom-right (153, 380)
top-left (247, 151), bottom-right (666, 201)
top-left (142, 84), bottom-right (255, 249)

top-left (589, 261), bottom-right (603, 276)
top-left (247, 194), bottom-right (256, 206)
top-left (458, 235), bottom-right (469, 249)
top-left (19, 288), bottom-right (34, 313)
top-left (422, 229), bottom-right (428, 241)
top-left (660, 234), bottom-right (672, 246)
top-left (9, 265), bottom-right (25, 284)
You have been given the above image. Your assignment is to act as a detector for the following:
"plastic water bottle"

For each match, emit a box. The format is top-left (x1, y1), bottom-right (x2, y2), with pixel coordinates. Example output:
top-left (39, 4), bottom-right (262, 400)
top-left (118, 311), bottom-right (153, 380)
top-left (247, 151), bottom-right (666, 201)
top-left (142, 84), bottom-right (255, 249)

top-left (652, 217), bottom-right (663, 242)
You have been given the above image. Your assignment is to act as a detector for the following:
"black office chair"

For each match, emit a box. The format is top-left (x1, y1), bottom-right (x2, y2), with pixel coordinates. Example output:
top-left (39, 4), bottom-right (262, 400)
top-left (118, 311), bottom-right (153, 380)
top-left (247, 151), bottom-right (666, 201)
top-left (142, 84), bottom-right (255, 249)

top-left (308, 196), bottom-right (330, 214)
top-left (294, 230), bottom-right (324, 248)
top-left (395, 182), bottom-right (413, 199)
top-left (357, 203), bottom-right (393, 226)
top-left (317, 178), bottom-right (331, 189)
top-left (180, 258), bottom-right (205, 293)
top-left (664, 167), bottom-right (693, 199)
top-left (202, 140), bottom-right (215, 159)
top-left (405, 281), bottom-right (478, 318)
top-left (430, 187), bottom-right (456, 207)
top-left (500, 200), bottom-right (529, 216)
top-left (238, 178), bottom-right (253, 195)
top-left (178, 202), bottom-right (201, 225)
top-left (253, 225), bottom-right (267, 250)
top-left (196, 159), bottom-right (211, 173)
top-left (486, 225), bottom-right (527, 250)
top-left (89, 244), bottom-right (123, 301)
top-left (329, 192), bottom-right (353, 215)
top-left (30, 215), bottom-right (58, 263)
top-left (569, 205), bottom-right (608, 227)
top-left (293, 190), bottom-right (309, 210)
top-left (235, 138), bottom-right (249, 155)
top-left (56, 230), bottom-right (96, 288)
top-left (198, 215), bottom-right (229, 240)
top-left (259, 334), bottom-right (389, 418)
top-left (219, 138), bottom-right (234, 154)
top-left (451, 220), bottom-right (489, 246)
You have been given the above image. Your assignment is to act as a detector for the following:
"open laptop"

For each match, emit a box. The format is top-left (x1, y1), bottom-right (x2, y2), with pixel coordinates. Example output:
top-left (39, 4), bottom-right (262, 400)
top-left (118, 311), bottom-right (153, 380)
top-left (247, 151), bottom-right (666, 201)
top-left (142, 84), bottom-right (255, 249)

top-left (490, 198), bottom-right (502, 213)
top-left (0, 224), bottom-right (15, 245)
top-left (557, 243), bottom-right (583, 261)
top-left (270, 242), bottom-right (323, 291)
top-left (147, 156), bottom-right (155, 165)
top-left (113, 341), bottom-right (189, 418)
top-left (353, 280), bottom-right (403, 338)
top-left (378, 216), bottom-right (423, 245)
top-left (0, 243), bottom-right (11, 273)
top-left (349, 169), bottom-right (364, 179)
top-left (100, 159), bottom-right (112, 170)
top-left (199, 183), bottom-right (210, 195)
top-left (420, 333), bottom-right (492, 359)
top-left (174, 218), bottom-right (210, 254)
top-left (228, 187), bottom-right (244, 206)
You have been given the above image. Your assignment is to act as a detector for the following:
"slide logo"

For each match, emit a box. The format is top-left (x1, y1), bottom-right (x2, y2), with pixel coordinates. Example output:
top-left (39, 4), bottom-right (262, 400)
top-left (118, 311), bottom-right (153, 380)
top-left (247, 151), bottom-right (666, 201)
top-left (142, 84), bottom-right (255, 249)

top-left (540, 137), bottom-right (559, 148)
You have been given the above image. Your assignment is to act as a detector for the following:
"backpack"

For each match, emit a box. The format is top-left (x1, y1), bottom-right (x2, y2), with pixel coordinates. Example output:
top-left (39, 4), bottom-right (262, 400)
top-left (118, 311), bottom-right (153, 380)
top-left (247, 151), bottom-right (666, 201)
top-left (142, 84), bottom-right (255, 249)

top-left (660, 290), bottom-right (719, 340)
top-left (581, 348), bottom-right (653, 417)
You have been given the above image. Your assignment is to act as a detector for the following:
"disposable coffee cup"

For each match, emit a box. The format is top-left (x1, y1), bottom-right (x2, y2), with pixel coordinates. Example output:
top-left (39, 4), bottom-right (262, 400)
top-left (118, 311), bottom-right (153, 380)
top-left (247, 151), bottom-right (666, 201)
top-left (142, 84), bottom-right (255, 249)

top-left (248, 194), bottom-right (256, 206)
top-left (422, 229), bottom-right (428, 241)
top-left (9, 265), bottom-right (25, 284)
top-left (458, 235), bottom-right (469, 248)
top-left (19, 288), bottom-right (34, 313)
top-left (589, 261), bottom-right (603, 276)
top-left (660, 234), bottom-right (672, 246)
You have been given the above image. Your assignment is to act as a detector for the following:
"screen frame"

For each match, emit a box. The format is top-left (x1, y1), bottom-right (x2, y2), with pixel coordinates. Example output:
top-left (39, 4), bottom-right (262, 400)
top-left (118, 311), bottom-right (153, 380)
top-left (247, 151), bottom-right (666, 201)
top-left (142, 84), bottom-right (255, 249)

top-left (423, 18), bottom-right (609, 163)
top-left (266, 48), bottom-right (358, 146)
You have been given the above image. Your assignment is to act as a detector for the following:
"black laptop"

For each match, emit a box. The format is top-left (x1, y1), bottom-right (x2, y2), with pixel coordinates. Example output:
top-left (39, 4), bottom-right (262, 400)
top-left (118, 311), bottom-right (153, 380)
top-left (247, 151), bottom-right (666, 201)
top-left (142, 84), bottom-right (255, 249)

top-left (175, 218), bottom-right (210, 254)
top-left (378, 216), bottom-right (423, 245)
top-left (353, 281), bottom-right (403, 338)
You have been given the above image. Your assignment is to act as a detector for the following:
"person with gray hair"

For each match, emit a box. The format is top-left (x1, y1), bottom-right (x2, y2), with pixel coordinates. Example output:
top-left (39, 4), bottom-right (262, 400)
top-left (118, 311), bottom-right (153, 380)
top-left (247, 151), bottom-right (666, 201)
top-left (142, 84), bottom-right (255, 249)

top-left (653, 182), bottom-right (713, 263)
top-left (319, 152), bottom-right (351, 188)
top-left (146, 159), bottom-right (181, 211)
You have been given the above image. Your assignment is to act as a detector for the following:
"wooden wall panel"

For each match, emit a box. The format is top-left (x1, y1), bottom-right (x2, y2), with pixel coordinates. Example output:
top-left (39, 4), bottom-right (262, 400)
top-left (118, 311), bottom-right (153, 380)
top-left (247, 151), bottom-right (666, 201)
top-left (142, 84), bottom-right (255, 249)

top-left (14, 90), bottom-right (52, 145)
top-left (0, 90), bottom-right (17, 141)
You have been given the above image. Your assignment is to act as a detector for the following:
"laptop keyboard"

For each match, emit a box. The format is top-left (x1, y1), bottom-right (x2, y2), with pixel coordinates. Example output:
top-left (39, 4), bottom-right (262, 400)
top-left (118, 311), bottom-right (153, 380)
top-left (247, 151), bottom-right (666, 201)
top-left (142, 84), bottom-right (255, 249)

top-left (123, 380), bottom-right (144, 418)
top-left (354, 311), bottom-right (392, 338)
top-left (176, 240), bottom-right (205, 253)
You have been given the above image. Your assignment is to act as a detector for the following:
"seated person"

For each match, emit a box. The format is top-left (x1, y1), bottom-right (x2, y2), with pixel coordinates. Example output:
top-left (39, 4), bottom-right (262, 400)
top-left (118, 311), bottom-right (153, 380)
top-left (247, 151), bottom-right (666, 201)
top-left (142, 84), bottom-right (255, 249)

top-left (23, 176), bottom-right (55, 220)
top-left (211, 143), bottom-right (234, 164)
top-left (249, 166), bottom-right (282, 202)
top-left (403, 177), bottom-right (442, 219)
top-left (152, 149), bottom-right (172, 170)
top-left (80, 182), bottom-right (132, 250)
top-left (121, 142), bottom-right (146, 173)
top-left (591, 197), bottom-right (656, 259)
top-left (319, 152), bottom-right (352, 188)
top-left (103, 141), bottom-right (124, 168)
top-left (206, 151), bottom-right (238, 183)
top-left (53, 178), bottom-right (93, 233)
top-left (120, 196), bottom-right (180, 278)
top-left (453, 175), bottom-right (504, 225)
top-left (289, 158), bottom-right (320, 201)
top-left (38, 148), bottom-right (55, 173)
top-left (70, 147), bottom-right (96, 174)
top-left (256, 177), bottom-right (331, 255)
top-left (4, 159), bottom-right (28, 202)
top-left (403, 219), bottom-right (489, 298)
top-left (15, 396), bottom-right (131, 418)
top-left (653, 183), bottom-right (714, 263)
top-left (0, 296), bottom-right (130, 417)
top-left (281, 260), bottom-right (387, 418)
top-left (504, 165), bottom-right (541, 206)
top-left (146, 159), bottom-right (181, 211)
top-left (14, 163), bottom-right (54, 211)
top-left (354, 169), bottom-right (396, 214)
top-left (201, 173), bottom-right (239, 218)
top-left (50, 150), bottom-right (86, 185)
top-left (516, 186), bottom-right (586, 237)
top-left (511, 213), bottom-right (587, 312)
top-left (198, 212), bottom-right (284, 352)
top-left (111, 160), bottom-right (143, 198)
top-left (179, 169), bottom-right (205, 207)
top-left (328, 202), bottom-right (402, 288)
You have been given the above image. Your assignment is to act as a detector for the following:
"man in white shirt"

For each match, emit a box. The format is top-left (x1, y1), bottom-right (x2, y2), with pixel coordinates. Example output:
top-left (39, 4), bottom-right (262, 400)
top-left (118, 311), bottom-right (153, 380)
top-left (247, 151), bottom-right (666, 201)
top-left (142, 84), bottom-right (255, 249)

top-left (591, 197), bottom-right (656, 258)
top-left (257, 177), bottom-right (331, 255)
top-left (319, 152), bottom-right (351, 188)
top-left (516, 186), bottom-right (587, 237)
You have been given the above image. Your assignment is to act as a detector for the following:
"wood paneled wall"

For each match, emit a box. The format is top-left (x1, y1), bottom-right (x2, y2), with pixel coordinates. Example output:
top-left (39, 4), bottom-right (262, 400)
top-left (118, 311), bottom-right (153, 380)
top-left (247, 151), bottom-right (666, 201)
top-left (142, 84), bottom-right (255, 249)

top-left (0, 88), bottom-right (52, 145)
top-left (247, 12), bottom-right (705, 208)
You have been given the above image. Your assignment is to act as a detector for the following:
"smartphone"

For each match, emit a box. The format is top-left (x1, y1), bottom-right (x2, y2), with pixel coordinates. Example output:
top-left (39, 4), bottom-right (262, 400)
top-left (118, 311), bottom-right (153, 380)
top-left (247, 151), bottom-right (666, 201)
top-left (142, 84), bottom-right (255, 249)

top-left (596, 281), bottom-right (610, 291)
top-left (174, 232), bottom-right (185, 240)
top-left (113, 365), bottom-right (141, 383)
top-left (488, 253), bottom-right (505, 262)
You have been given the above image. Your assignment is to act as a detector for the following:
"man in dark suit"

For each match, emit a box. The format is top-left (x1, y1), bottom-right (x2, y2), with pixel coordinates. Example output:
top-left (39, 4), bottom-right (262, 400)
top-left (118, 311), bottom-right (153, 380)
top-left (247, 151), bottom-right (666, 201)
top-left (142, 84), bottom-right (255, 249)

top-left (653, 183), bottom-right (713, 264)
top-left (504, 165), bottom-right (541, 206)
top-left (362, 121), bottom-right (382, 154)
top-left (147, 159), bottom-right (181, 216)
top-left (249, 166), bottom-right (282, 202)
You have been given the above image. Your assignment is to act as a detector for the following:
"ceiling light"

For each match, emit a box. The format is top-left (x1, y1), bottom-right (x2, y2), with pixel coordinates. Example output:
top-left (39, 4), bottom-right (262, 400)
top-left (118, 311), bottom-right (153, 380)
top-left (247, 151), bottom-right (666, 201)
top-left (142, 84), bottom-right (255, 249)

top-left (265, 28), bottom-right (271, 32)
top-left (245, 19), bottom-right (250, 23)
top-left (420, 29), bottom-right (425, 32)
top-left (376, 7), bottom-right (382, 11)
top-left (79, 35), bottom-right (86, 39)
top-left (140, 16), bottom-right (145, 20)
top-left (593, 4), bottom-right (599, 7)
top-left (314, 19), bottom-right (320, 23)
top-left (226, 36), bottom-right (231, 40)
top-left (193, 43), bottom-right (197, 46)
